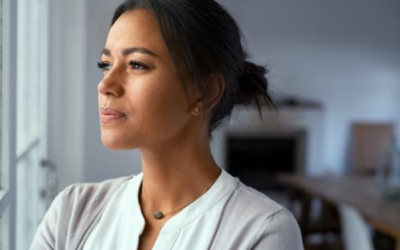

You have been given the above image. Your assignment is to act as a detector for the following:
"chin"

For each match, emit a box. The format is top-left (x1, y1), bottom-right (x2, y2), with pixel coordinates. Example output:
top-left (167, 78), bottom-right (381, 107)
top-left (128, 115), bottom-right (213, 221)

top-left (101, 131), bottom-right (139, 150)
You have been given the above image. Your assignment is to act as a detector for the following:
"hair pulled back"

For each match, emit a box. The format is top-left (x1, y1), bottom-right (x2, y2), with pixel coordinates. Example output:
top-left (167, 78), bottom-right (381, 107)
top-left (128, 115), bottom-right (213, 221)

top-left (112, 0), bottom-right (274, 135)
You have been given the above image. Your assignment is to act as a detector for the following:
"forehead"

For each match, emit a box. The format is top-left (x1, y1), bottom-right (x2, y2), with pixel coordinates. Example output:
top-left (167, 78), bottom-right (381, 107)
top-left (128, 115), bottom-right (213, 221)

top-left (105, 9), bottom-right (167, 57)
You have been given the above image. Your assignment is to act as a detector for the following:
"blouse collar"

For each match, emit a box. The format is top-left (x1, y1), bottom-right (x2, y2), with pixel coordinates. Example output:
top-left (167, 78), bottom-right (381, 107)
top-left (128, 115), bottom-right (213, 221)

top-left (127, 169), bottom-right (239, 234)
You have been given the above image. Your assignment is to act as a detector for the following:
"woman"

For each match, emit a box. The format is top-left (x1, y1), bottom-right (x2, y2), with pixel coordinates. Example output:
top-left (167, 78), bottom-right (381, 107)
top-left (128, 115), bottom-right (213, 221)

top-left (31, 0), bottom-right (303, 249)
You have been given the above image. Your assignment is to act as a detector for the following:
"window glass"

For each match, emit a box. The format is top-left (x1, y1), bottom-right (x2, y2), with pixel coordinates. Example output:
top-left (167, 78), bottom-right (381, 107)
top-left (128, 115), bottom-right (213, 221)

top-left (16, 0), bottom-right (48, 248)
top-left (16, 0), bottom-right (40, 157)
top-left (0, 0), bottom-right (3, 186)
top-left (0, 0), bottom-right (5, 247)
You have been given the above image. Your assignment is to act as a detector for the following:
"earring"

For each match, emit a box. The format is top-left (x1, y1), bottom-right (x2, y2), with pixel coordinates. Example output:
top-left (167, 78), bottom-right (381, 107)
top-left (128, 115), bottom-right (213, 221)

top-left (194, 107), bottom-right (200, 113)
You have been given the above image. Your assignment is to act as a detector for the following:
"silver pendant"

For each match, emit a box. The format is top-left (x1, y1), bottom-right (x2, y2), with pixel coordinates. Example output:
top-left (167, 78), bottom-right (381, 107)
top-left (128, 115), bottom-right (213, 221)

top-left (154, 211), bottom-right (164, 219)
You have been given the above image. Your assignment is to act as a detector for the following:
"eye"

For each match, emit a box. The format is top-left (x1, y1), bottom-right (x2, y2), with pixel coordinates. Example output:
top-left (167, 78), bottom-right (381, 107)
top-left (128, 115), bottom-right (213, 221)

top-left (128, 61), bottom-right (150, 71)
top-left (97, 61), bottom-right (112, 72)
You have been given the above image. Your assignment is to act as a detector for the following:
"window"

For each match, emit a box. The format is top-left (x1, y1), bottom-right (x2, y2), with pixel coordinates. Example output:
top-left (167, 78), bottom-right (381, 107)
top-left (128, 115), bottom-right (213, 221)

top-left (0, 0), bottom-right (3, 242)
top-left (1, 0), bottom-right (17, 248)
top-left (1, 0), bottom-right (49, 248)
top-left (16, 0), bottom-right (49, 249)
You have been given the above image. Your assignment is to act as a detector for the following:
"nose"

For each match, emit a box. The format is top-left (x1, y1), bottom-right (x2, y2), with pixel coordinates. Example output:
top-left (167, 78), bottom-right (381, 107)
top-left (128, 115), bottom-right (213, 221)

top-left (98, 67), bottom-right (124, 97)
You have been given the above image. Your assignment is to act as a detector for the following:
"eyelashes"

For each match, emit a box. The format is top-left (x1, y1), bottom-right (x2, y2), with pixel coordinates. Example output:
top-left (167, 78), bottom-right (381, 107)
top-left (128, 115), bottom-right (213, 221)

top-left (97, 61), bottom-right (150, 73)
top-left (97, 61), bottom-right (111, 71)
top-left (128, 61), bottom-right (150, 70)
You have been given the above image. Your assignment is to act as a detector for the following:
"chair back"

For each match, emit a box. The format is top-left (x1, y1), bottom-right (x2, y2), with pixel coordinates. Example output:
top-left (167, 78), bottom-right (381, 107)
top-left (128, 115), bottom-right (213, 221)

top-left (339, 203), bottom-right (374, 250)
top-left (351, 123), bottom-right (394, 175)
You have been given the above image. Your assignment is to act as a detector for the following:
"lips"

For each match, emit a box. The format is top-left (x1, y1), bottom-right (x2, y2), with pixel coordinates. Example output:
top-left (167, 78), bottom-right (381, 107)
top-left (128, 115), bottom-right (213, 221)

top-left (100, 107), bottom-right (127, 123)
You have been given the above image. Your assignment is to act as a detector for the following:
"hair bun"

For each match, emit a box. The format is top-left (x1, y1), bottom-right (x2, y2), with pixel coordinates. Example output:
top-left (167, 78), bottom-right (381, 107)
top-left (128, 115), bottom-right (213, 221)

top-left (236, 61), bottom-right (272, 107)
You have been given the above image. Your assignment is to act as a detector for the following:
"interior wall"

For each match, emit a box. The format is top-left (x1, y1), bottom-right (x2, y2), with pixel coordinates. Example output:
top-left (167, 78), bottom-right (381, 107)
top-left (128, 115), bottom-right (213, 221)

top-left (217, 0), bottom-right (400, 174)
top-left (48, 0), bottom-right (86, 190)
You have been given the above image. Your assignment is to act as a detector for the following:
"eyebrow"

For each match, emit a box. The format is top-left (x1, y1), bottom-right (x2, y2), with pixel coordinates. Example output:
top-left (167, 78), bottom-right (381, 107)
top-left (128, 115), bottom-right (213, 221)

top-left (101, 47), bottom-right (159, 58)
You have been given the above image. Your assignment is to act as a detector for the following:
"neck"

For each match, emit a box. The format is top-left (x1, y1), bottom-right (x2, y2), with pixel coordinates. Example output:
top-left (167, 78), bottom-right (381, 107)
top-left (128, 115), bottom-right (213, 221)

top-left (139, 134), bottom-right (221, 216)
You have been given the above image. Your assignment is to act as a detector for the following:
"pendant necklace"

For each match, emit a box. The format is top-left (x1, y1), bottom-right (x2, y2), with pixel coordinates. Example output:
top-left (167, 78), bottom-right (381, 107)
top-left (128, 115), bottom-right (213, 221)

top-left (141, 177), bottom-right (218, 220)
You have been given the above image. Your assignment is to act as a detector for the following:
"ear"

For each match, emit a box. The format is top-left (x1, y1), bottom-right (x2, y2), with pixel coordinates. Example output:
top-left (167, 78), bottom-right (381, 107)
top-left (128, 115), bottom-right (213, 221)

top-left (189, 73), bottom-right (225, 116)
top-left (203, 73), bottom-right (225, 112)
top-left (188, 83), bottom-right (204, 116)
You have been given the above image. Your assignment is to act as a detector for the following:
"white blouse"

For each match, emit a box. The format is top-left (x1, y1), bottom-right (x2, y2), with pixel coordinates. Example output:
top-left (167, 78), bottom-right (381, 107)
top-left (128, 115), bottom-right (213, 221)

top-left (83, 170), bottom-right (239, 250)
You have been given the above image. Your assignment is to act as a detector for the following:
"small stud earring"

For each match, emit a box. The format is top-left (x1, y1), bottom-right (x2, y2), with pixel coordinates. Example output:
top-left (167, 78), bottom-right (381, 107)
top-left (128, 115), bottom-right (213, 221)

top-left (194, 107), bottom-right (200, 113)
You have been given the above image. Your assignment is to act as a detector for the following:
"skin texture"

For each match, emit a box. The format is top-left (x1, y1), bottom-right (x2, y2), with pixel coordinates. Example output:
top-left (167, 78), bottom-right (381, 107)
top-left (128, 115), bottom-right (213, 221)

top-left (98, 9), bottom-right (224, 250)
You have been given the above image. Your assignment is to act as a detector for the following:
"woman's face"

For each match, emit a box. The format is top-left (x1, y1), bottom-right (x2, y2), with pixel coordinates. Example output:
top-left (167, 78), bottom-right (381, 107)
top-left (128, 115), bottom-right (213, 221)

top-left (98, 9), bottom-right (199, 150)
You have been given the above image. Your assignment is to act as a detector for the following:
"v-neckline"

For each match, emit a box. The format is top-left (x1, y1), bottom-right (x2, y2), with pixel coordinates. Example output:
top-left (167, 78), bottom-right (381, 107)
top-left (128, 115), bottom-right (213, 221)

top-left (128, 170), bottom-right (239, 249)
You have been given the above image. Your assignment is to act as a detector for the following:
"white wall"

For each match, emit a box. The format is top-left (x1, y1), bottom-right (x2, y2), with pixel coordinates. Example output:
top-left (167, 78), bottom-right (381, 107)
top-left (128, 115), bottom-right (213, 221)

top-left (51, 0), bottom-right (400, 187)
top-left (48, 0), bottom-right (86, 190)
top-left (218, 0), bottom-right (400, 174)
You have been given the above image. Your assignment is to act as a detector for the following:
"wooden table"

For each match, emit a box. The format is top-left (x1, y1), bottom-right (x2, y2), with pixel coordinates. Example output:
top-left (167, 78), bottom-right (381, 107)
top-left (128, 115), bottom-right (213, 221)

top-left (278, 174), bottom-right (400, 250)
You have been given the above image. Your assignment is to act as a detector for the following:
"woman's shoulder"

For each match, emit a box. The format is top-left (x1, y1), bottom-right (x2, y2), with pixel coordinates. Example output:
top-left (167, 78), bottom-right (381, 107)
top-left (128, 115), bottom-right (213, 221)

top-left (57, 174), bottom-right (137, 226)
top-left (60, 174), bottom-right (135, 203)
top-left (233, 182), bottom-right (302, 234)
top-left (227, 181), bottom-right (288, 219)
top-left (214, 180), bottom-right (303, 249)
top-left (220, 172), bottom-right (297, 224)
top-left (30, 174), bottom-right (137, 250)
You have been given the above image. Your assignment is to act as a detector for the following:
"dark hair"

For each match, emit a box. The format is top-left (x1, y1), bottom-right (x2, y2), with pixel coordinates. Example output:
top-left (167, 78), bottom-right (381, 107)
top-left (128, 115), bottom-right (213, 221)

top-left (111, 0), bottom-right (274, 135)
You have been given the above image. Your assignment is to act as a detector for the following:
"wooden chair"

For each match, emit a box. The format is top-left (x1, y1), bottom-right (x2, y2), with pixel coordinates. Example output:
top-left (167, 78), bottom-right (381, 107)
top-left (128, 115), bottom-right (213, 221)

top-left (350, 123), bottom-right (394, 175)
top-left (349, 122), bottom-right (396, 250)
top-left (339, 203), bottom-right (374, 250)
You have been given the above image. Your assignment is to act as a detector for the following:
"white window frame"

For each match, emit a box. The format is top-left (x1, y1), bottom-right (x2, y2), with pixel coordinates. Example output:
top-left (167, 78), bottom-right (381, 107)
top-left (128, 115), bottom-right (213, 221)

top-left (15, 0), bottom-right (52, 247)
top-left (1, 0), bottom-right (17, 248)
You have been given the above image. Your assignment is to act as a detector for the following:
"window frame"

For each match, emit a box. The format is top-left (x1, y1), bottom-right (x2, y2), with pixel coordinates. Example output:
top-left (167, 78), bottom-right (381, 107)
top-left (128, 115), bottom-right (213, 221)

top-left (1, 0), bottom-right (18, 248)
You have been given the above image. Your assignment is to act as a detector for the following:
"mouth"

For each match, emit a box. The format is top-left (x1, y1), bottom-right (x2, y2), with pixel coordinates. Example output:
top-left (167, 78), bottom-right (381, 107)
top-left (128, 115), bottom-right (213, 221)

top-left (100, 107), bottom-right (127, 123)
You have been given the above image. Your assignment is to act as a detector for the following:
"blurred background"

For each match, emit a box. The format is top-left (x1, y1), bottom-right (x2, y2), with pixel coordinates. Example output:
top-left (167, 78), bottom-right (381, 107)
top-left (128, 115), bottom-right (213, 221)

top-left (1, 0), bottom-right (400, 249)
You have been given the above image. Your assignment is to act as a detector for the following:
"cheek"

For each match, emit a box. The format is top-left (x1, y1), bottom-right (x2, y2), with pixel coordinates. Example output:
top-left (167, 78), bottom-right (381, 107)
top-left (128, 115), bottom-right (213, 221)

top-left (129, 76), bottom-right (189, 134)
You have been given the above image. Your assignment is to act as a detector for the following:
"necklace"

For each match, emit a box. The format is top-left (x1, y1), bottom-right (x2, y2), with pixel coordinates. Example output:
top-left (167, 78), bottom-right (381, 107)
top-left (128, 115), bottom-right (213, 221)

top-left (141, 177), bottom-right (219, 220)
